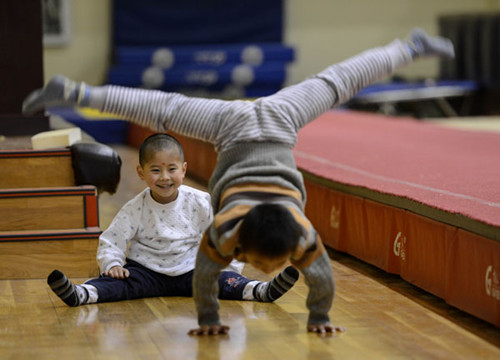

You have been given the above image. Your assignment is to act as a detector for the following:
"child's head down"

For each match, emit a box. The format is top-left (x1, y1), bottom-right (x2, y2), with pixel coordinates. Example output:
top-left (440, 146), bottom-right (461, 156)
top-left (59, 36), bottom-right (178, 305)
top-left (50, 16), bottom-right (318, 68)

top-left (239, 203), bottom-right (302, 273)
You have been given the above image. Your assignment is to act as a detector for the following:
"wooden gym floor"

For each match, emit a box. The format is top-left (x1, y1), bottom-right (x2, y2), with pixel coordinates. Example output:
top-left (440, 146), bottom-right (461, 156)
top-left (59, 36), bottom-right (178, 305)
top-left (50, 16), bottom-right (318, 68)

top-left (1, 145), bottom-right (499, 360)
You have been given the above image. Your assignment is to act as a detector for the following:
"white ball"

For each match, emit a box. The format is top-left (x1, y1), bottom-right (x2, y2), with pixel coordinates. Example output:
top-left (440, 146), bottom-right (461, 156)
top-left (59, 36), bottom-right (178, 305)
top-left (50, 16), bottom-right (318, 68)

top-left (231, 64), bottom-right (254, 86)
top-left (141, 66), bottom-right (165, 88)
top-left (222, 85), bottom-right (244, 99)
top-left (241, 45), bottom-right (264, 66)
top-left (151, 48), bottom-right (175, 69)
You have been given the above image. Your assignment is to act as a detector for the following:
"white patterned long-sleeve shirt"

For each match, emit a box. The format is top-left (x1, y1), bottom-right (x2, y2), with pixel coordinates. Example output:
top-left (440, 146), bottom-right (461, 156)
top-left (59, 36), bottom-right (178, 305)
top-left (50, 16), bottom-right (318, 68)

top-left (98, 185), bottom-right (215, 276)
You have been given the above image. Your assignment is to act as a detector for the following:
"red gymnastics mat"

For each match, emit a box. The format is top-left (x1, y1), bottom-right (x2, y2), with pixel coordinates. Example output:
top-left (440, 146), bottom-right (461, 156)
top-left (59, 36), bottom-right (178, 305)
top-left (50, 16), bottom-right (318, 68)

top-left (294, 110), bottom-right (500, 327)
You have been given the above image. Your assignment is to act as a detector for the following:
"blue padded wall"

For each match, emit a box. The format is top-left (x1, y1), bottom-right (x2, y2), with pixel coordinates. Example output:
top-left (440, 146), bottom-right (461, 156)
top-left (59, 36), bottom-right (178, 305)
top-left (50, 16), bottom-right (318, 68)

top-left (106, 0), bottom-right (293, 99)
top-left (113, 0), bottom-right (283, 46)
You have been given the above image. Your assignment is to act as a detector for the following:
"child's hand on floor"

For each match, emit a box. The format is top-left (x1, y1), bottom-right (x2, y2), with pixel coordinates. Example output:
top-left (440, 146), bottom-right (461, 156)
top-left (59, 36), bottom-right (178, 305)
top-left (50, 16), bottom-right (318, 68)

top-left (104, 266), bottom-right (130, 279)
top-left (188, 324), bottom-right (230, 336)
top-left (307, 322), bottom-right (346, 336)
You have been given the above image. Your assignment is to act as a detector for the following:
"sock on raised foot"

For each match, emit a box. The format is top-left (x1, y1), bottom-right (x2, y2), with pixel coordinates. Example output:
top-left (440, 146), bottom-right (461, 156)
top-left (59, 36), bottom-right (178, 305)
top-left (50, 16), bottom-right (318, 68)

top-left (22, 75), bottom-right (90, 114)
top-left (406, 27), bottom-right (455, 60)
top-left (254, 266), bottom-right (299, 302)
top-left (47, 269), bottom-right (88, 307)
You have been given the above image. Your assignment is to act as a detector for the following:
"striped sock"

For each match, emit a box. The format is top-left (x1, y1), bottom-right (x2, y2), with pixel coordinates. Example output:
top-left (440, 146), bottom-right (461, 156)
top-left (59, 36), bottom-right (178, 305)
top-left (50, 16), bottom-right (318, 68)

top-left (254, 266), bottom-right (299, 302)
top-left (47, 270), bottom-right (88, 307)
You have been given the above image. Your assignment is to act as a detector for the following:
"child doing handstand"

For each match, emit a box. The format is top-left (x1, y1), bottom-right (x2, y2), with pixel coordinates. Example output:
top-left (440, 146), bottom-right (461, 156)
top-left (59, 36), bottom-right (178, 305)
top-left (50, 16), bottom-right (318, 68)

top-left (24, 28), bottom-right (454, 335)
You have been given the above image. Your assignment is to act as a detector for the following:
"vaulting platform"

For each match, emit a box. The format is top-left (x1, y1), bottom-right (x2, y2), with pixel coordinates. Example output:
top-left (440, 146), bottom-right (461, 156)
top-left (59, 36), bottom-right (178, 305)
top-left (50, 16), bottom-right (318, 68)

top-left (294, 110), bottom-right (500, 327)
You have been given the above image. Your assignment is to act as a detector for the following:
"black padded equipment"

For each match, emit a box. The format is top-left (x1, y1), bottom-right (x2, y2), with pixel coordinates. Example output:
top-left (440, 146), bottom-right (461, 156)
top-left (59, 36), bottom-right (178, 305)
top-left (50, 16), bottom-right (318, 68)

top-left (70, 142), bottom-right (122, 194)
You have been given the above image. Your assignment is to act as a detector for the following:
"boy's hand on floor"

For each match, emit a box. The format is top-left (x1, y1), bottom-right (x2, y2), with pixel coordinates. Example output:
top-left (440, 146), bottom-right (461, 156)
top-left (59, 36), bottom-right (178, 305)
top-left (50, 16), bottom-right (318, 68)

top-left (307, 323), bottom-right (346, 336)
top-left (104, 266), bottom-right (130, 279)
top-left (188, 324), bottom-right (230, 336)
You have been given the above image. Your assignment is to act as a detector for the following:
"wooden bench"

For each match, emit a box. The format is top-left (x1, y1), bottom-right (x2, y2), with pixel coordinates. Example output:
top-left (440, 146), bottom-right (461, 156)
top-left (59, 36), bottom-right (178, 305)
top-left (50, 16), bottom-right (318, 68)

top-left (0, 227), bottom-right (100, 279)
top-left (0, 148), bottom-right (74, 189)
top-left (0, 148), bottom-right (101, 279)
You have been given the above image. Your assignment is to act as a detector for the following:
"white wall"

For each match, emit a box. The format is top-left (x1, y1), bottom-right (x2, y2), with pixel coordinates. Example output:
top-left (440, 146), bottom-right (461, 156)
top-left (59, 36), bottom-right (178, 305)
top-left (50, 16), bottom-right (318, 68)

top-left (284, 0), bottom-right (500, 85)
top-left (43, 0), bottom-right (500, 86)
top-left (43, 0), bottom-right (111, 85)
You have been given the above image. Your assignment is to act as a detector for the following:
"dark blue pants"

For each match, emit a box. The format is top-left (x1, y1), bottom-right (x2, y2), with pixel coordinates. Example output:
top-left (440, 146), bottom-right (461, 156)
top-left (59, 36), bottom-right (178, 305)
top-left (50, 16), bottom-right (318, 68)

top-left (85, 259), bottom-right (253, 303)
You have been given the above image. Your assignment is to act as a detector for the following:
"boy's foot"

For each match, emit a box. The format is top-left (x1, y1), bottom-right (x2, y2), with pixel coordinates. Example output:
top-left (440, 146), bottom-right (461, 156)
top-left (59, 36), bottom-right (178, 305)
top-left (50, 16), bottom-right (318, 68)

top-left (254, 266), bottom-right (299, 302)
top-left (407, 27), bottom-right (455, 60)
top-left (47, 269), bottom-right (88, 307)
top-left (22, 75), bottom-right (89, 114)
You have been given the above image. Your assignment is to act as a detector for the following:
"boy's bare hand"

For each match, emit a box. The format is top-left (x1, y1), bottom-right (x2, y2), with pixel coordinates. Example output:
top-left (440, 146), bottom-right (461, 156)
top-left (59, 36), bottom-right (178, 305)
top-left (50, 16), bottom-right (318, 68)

top-left (104, 266), bottom-right (130, 279)
top-left (307, 323), bottom-right (346, 336)
top-left (188, 325), bottom-right (230, 336)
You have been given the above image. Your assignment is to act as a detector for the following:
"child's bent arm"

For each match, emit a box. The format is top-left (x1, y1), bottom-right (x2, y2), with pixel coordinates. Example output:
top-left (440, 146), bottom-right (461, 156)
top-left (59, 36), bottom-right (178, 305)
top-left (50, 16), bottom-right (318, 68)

top-left (97, 202), bottom-right (139, 272)
top-left (97, 228), bottom-right (128, 272)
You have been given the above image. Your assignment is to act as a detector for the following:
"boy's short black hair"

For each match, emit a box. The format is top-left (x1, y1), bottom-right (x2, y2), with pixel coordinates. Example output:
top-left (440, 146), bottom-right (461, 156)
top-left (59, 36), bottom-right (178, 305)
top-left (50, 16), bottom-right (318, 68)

top-left (139, 133), bottom-right (184, 165)
top-left (239, 203), bottom-right (301, 257)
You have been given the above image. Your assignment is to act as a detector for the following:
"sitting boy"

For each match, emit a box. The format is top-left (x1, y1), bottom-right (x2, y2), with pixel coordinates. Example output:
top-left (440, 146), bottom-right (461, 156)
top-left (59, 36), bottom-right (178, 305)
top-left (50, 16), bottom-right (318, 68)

top-left (48, 133), bottom-right (298, 307)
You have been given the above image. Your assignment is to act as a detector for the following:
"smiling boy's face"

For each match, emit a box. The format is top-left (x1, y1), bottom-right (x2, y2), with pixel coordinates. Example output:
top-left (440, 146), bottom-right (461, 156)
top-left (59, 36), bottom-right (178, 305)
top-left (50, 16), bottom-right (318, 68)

top-left (137, 148), bottom-right (187, 204)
